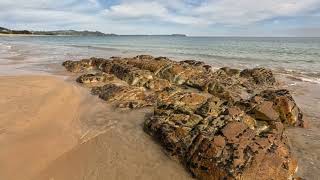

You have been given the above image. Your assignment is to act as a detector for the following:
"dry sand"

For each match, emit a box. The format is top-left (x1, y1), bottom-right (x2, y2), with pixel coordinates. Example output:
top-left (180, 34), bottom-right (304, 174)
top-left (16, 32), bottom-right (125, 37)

top-left (0, 75), bottom-right (192, 180)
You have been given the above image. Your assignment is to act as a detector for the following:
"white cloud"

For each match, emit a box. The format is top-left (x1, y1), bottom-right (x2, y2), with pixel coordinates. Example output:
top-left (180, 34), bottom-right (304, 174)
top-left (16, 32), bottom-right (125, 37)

top-left (0, 0), bottom-right (319, 35)
top-left (104, 2), bottom-right (168, 18)
top-left (0, 0), bottom-right (101, 30)
top-left (103, 1), bottom-right (209, 25)
top-left (101, 0), bottom-right (320, 26)
top-left (0, 0), bottom-right (77, 10)
top-left (192, 0), bottom-right (320, 25)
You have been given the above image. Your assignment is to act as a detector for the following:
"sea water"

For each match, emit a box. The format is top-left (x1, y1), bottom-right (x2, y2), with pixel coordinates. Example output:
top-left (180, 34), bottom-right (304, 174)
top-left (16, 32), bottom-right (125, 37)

top-left (0, 36), bottom-right (319, 82)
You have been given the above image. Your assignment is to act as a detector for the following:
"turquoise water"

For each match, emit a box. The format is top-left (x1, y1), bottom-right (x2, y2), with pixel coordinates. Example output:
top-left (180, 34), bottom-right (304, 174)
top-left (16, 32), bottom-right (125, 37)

top-left (0, 36), bottom-right (319, 81)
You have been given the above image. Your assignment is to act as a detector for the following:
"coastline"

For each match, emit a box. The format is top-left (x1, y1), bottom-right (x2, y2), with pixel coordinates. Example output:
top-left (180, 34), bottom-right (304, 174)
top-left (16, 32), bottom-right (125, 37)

top-left (0, 50), bottom-right (319, 179)
top-left (0, 33), bottom-right (74, 37)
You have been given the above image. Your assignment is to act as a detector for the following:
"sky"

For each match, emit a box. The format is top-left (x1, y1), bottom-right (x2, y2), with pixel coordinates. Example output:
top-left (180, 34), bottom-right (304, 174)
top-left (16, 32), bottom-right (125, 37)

top-left (0, 0), bottom-right (320, 36)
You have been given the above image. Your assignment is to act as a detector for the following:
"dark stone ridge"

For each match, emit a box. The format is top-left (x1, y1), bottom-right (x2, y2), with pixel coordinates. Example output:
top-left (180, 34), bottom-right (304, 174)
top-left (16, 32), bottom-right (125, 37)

top-left (62, 55), bottom-right (306, 180)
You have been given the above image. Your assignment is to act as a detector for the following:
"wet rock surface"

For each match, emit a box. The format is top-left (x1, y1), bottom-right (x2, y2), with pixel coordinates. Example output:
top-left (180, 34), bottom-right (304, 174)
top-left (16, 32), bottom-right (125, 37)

top-left (62, 55), bottom-right (305, 180)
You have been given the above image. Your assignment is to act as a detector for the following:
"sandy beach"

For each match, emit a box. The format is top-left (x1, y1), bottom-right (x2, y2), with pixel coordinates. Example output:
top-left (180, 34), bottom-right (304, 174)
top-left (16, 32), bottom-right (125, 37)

top-left (0, 75), bottom-right (192, 180)
top-left (0, 76), bottom-right (82, 180)
top-left (0, 62), bottom-right (319, 180)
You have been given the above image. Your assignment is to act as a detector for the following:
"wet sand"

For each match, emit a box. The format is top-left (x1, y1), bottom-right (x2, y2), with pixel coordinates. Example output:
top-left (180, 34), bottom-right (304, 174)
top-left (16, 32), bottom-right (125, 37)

top-left (0, 75), bottom-right (192, 180)
top-left (35, 106), bottom-right (192, 180)
top-left (281, 77), bottom-right (320, 179)
top-left (0, 76), bottom-right (82, 180)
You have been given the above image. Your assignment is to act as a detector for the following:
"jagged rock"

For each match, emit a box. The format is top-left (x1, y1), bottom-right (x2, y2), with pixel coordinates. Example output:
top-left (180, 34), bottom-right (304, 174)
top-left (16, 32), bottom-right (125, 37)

top-left (205, 70), bottom-right (250, 103)
top-left (242, 115), bottom-right (256, 130)
top-left (62, 55), bottom-right (304, 180)
top-left (252, 101), bottom-right (280, 121)
top-left (76, 73), bottom-right (117, 84)
top-left (135, 54), bottom-right (154, 60)
top-left (240, 68), bottom-right (276, 86)
top-left (127, 56), bottom-right (172, 73)
top-left (144, 111), bottom-right (203, 158)
top-left (252, 89), bottom-right (304, 127)
top-left (97, 60), bottom-right (114, 73)
top-left (180, 60), bottom-right (205, 66)
top-left (62, 57), bottom-right (106, 72)
top-left (111, 63), bottom-right (153, 87)
top-left (157, 90), bottom-right (208, 114)
top-left (157, 64), bottom-right (189, 84)
top-left (196, 97), bottom-right (224, 117)
top-left (91, 84), bottom-right (154, 108)
top-left (188, 123), bottom-right (297, 180)
top-left (220, 67), bottom-right (241, 76)
top-left (144, 78), bottom-right (172, 91)
top-left (255, 120), bottom-right (270, 135)
top-left (157, 62), bottom-right (209, 85)
top-left (185, 72), bottom-right (213, 91)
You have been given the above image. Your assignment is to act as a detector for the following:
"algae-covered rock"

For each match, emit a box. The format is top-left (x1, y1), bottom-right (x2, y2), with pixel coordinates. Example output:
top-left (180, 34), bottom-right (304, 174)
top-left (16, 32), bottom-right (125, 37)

top-left (240, 67), bottom-right (276, 86)
top-left (62, 57), bottom-right (106, 73)
top-left (144, 78), bottom-right (172, 91)
top-left (76, 72), bottom-right (117, 84)
top-left (91, 84), bottom-right (154, 108)
top-left (63, 55), bottom-right (304, 180)
top-left (110, 63), bottom-right (154, 87)
top-left (259, 89), bottom-right (304, 127)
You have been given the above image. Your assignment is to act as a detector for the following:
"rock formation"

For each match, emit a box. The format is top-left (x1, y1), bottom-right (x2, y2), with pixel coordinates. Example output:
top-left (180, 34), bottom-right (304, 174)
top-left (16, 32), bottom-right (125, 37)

top-left (62, 55), bottom-right (305, 179)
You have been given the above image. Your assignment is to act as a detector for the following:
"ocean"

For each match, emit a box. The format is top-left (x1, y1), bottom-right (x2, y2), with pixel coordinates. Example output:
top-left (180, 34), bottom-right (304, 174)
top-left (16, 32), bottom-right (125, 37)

top-left (0, 35), bottom-right (319, 83)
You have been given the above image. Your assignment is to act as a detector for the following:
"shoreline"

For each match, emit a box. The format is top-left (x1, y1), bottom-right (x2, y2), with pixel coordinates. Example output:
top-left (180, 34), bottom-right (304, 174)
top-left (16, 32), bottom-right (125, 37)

top-left (0, 54), bottom-right (319, 179)
top-left (59, 55), bottom-right (310, 179)
top-left (0, 33), bottom-right (76, 37)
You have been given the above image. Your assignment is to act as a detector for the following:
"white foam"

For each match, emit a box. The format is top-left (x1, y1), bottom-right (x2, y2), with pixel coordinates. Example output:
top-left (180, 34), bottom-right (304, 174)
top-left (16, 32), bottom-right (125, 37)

top-left (0, 43), bottom-right (11, 49)
top-left (289, 82), bottom-right (297, 86)
top-left (299, 77), bottom-right (320, 84)
top-left (279, 70), bottom-right (320, 85)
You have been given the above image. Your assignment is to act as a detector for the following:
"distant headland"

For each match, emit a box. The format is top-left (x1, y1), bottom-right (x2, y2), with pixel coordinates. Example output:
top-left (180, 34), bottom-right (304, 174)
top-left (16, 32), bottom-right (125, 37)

top-left (0, 26), bottom-right (187, 37)
top-left (0, 26), bottom-right (117, 36)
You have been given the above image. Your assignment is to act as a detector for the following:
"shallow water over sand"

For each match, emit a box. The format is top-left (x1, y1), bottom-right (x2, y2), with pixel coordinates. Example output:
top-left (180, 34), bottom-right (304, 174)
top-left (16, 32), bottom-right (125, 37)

top-left (35, 90), bottom-right (193, 180)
